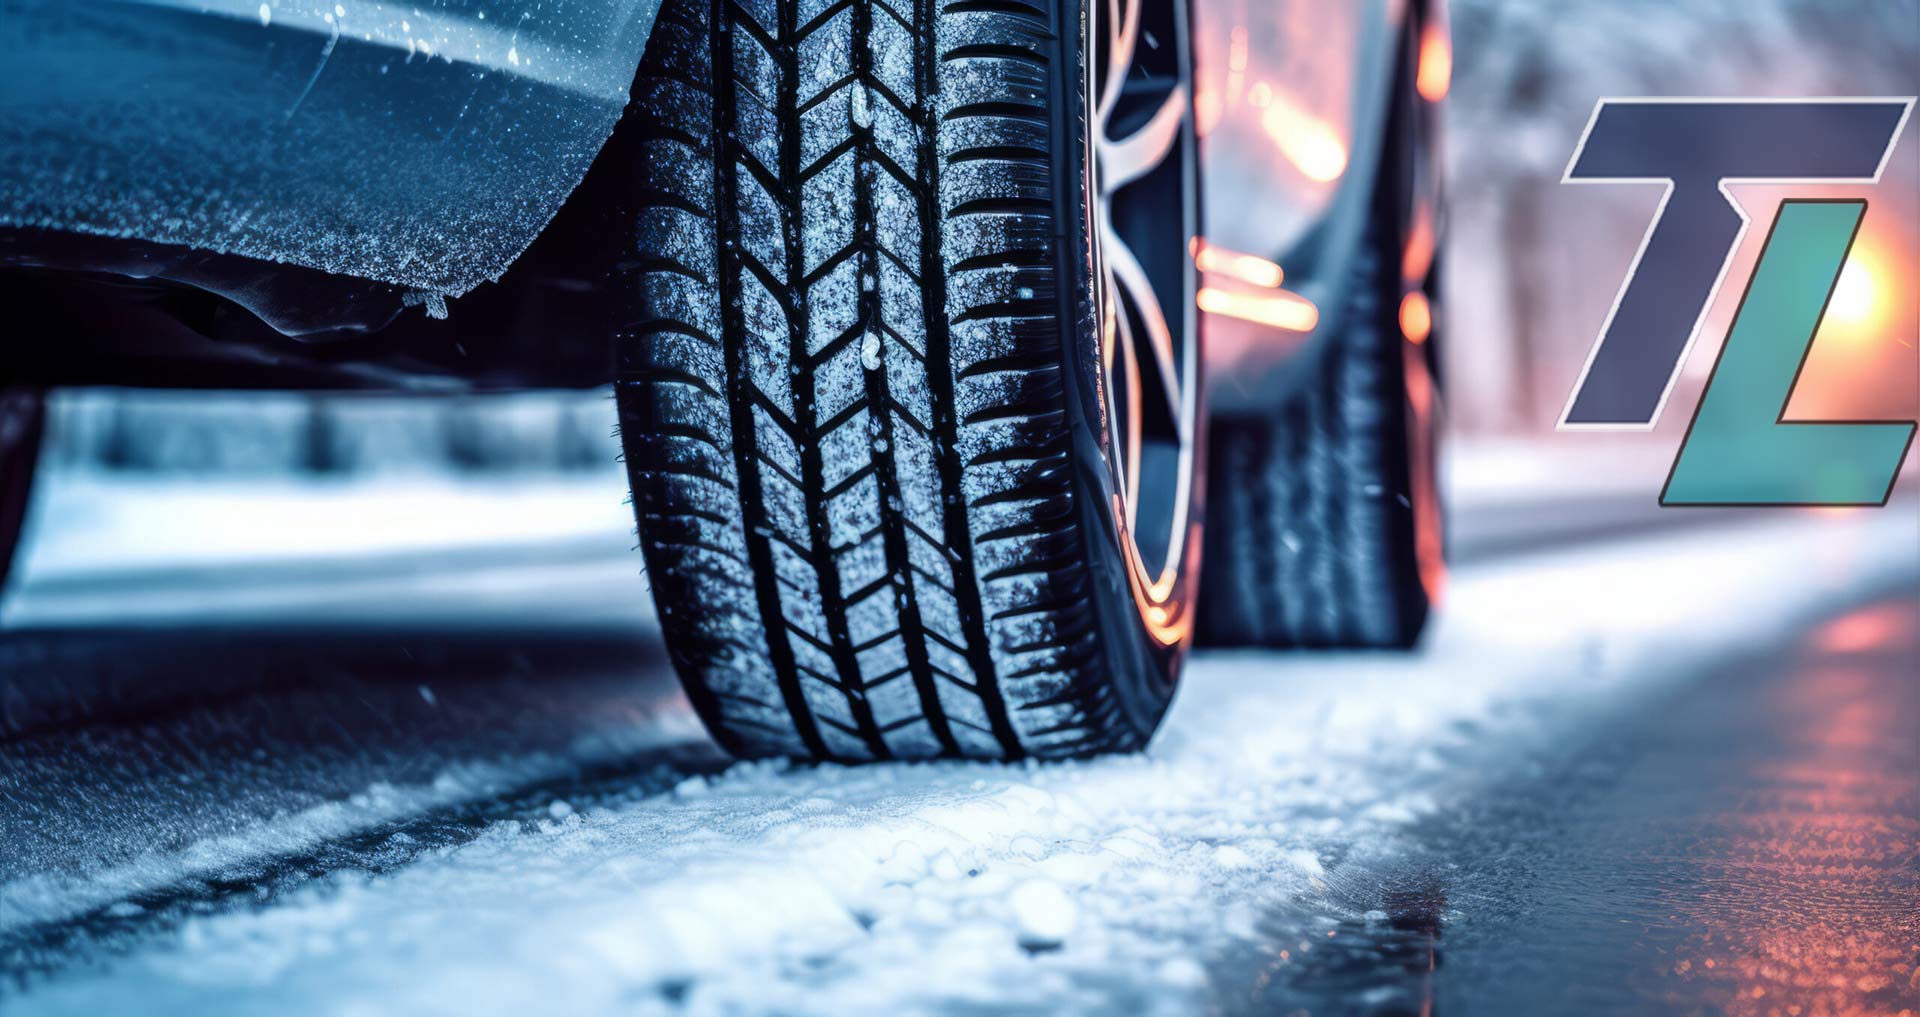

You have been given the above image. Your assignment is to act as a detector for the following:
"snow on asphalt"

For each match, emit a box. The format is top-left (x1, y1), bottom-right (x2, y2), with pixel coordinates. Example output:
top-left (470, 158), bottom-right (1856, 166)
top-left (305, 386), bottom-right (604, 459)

top-left (7, 506), bottom-right (1912, 1016)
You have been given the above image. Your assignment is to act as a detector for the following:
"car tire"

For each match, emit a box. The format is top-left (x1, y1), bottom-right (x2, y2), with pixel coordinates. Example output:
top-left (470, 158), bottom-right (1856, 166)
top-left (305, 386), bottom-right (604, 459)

top-left (613, 0), bottom-right (1205, 760)
top-left (0, 386), bottom-right (45, 598)
top-left (1195, 20), bottom-right (1445, 651)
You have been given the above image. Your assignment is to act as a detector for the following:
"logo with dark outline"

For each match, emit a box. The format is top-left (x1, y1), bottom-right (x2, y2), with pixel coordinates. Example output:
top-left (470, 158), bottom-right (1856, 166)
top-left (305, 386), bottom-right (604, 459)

top-left (1559, 98), bottom-right (1917, 506)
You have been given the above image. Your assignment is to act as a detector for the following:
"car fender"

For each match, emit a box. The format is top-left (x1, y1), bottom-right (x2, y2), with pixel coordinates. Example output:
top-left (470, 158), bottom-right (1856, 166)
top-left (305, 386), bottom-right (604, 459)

top-left (0, 0), bottom-right (662, 297)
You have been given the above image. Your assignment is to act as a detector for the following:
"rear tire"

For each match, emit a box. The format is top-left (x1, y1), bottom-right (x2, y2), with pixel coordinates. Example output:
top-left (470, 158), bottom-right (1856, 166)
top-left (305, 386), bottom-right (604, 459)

top-left (0, 386), bottom-right (45, 599)
top-left (1195, 15), bottom-right (1444, 650)
top-left (614, 0), bottom-right (1204, 760)
top-left (1196, 227), bottom-right (1438, 648)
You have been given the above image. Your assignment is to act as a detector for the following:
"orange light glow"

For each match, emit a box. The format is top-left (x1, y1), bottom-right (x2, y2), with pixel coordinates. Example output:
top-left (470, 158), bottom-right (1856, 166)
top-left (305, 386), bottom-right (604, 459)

top-left (1813, 604), bottom-right (1902, 655)
top-left (1786, 217), bottom-right (1916, 423)
top-left (1260, 98), bottom-right (1349, 183)
top-left (1402, 342), bottom-right (1446, 604)
top-left (1404, 339), bottom-right (1433, 417)
top-left (1194, 240), bottom-right (1285, 288)
top-left (1399, 291), bottom-right (1433, 345)
top-left (1416, 23), bottom-right (1452, 103)
top-left (1198, 287), bottom-right (1319, 332)
top-left (1112, 494), bottom-right (1195, 647)
top-left (1403, 205), bottom-right (1436, 283)
top-left (1824, 256), bottom-right (1877, 327)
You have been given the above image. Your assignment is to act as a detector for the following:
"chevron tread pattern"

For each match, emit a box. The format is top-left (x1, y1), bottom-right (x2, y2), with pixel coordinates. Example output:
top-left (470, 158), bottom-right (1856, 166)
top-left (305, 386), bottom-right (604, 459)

top-left (616, 0), bottom-right (1141, 760)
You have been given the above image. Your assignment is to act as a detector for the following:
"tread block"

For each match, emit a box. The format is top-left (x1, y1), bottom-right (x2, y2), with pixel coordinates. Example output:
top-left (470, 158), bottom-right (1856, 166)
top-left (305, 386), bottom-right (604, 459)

top-left (867, 91), bottom-right (923, 183)
top-left (735, 93), bottom-right (784, 182)
top-left (819, 407), bottom-right (875, 491)
top-left (799, 150), bottom-right (859, 277)
top-left (867, 9), bottom-right (918, 103)
top-left (797, 7), bottom-right (857, 108)
top-left (826, 473), bottom-right (883, 550)
top-left (733, 165), bottom-right (790, 277)
top-left (833, 516), bottom-right (891, 590)
top-left (732, 26), bottom-right (783, 108)
top-left (811, 338), bottom-right (869, 430)
top-left (806, 258), bottom-right (864, 356)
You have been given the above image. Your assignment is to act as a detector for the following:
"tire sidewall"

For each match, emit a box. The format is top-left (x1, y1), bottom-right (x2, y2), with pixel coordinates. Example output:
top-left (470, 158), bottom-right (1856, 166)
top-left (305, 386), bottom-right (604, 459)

top-left (1055, 0), bottom-right (1204, 745)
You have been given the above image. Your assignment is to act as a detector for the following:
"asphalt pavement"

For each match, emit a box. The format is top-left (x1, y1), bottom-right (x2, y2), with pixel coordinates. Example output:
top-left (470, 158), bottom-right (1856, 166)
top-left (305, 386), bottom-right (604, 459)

top-left (0, 470), bottom-right (1914, 1016)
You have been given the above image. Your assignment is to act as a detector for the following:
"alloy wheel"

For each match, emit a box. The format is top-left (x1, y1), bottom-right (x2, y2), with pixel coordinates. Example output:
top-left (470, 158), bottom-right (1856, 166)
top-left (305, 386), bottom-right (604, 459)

top-left (1086, 0), bottom-right (1200, 641)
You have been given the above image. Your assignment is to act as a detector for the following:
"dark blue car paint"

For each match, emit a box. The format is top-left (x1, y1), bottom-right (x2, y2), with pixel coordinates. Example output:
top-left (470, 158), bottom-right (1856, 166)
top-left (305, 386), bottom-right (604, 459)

top-left (0, 0), bottom-right (662, 296)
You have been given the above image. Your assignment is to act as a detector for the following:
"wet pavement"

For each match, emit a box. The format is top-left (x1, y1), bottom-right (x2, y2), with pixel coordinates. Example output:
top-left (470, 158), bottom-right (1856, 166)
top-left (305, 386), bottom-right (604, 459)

top-left (1363, 592), bottom-right (1918, 1017)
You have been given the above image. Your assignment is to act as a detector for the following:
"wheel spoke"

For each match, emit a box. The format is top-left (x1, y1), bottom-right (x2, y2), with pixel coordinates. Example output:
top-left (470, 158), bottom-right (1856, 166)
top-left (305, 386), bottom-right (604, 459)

top-left (1088, 0), bottom-right (1194, 604)
top-left (1100, 271), bottom-right (1120, 377)
top-left (1100, 85), bottom-right (1188, 191)
top-left (1103, 227), bottom-right (1184, 440)
top-left (1111, 274), bottom-right (1144, 527)
top-left (1097, 0), bottom-right (1139, 131)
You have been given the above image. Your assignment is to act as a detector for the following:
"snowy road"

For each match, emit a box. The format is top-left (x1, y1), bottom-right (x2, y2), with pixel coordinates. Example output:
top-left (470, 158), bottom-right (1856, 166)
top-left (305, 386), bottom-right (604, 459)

top-left (1, 473), bottom-right (1916, 1015)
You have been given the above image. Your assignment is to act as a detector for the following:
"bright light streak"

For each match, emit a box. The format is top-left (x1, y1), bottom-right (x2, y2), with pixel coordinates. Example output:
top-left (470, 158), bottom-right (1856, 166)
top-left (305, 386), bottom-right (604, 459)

top-left (1194, 240), bottom-right (1284, 288)
top-left (1416, 23), bottom-right (1452, 103)
top-left (1198, 287), bottom-right (1319, 332)
top-left (1260, 98), bottom-right (1348, 183)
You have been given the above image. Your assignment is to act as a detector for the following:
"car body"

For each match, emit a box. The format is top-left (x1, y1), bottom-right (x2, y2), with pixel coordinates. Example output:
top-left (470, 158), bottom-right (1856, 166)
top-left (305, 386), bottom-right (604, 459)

top-left (3, 0), bottom-right (658, 294)
top-left (2, 0), bottom-right (663, 389)
top-left (2, 0), bottom-right (1434, 395)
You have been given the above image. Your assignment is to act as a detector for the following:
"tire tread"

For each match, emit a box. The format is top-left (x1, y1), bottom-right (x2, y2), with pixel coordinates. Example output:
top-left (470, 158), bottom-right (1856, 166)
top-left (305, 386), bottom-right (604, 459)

top-left (619, 0), bottom-right (1151, 760)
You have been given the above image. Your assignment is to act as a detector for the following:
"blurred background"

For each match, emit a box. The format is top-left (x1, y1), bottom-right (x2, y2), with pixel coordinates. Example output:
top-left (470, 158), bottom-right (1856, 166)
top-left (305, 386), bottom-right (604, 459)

top-left (1444, 0), bottom-right (1919, 434)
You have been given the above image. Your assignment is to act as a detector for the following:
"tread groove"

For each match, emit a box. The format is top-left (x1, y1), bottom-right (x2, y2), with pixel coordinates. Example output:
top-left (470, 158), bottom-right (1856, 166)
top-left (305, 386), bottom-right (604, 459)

top-left (710, 0), bottom-right (832, 760)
